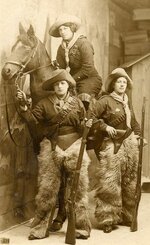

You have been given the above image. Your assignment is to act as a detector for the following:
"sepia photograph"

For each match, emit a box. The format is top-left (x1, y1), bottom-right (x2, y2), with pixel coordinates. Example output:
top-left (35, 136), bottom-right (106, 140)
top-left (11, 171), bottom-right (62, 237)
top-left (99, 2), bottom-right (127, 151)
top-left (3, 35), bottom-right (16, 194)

top-left (0, 0), bottom-right (150, 244)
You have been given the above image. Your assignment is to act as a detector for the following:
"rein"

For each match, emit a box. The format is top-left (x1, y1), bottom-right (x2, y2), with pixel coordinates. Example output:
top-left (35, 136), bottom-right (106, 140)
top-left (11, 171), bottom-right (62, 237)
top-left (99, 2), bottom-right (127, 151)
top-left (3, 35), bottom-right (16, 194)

top-left (5, 39), bottom-right (40, 78)
top-left (3, 40), bottom-right (41, 148)
top-left (5, 39), bottom-right (53, 78)
top-left (3, 80), bottom-right (32, 148)
top-left (21, 63), bottom-right (53, 76)
top-left (4, 37), bottom-right (53, 148)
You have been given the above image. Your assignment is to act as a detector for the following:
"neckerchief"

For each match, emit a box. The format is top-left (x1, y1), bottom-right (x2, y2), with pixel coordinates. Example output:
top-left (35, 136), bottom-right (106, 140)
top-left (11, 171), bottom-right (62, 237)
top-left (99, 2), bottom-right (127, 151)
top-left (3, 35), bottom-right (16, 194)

top-left (110, 91), bottom-right (131, 128)
top-left (61, 33), bottom-right (81, 72)
top-left (52, 92), bottom-right (70, 111)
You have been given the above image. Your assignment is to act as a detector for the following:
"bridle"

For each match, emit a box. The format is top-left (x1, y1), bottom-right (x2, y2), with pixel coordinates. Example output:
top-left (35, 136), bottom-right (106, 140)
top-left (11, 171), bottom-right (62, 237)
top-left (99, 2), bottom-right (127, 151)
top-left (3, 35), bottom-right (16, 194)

top-left (3, 38), bottom-right (52, 148)
top-left (5, 38), bottom-right (40, 86)
top-left (5, 38), bottom-right (53, 87)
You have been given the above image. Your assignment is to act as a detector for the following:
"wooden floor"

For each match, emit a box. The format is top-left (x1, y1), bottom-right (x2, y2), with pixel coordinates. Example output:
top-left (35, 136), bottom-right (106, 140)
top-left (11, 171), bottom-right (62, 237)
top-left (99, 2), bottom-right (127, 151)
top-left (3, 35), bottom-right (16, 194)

top-left (0, 192), bottom-right (150, 245)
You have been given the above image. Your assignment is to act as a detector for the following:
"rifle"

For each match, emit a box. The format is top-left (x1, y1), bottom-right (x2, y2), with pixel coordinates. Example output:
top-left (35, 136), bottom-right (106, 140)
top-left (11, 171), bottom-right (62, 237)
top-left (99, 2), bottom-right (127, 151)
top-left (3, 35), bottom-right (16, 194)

top-left (65, 119), bottom-right (91, 245)
top-left (130, 97), bottom-right (146, 232)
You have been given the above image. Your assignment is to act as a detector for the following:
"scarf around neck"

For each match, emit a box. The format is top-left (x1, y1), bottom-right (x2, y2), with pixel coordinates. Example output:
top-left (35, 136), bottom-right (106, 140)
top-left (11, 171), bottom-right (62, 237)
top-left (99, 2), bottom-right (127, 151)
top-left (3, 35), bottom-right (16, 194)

top-left (48, 92), bottom-right (70, 111)
top-left (61, 33), bottom-right (81, 72)
top-left (110, 91), bottom-right (131, 128)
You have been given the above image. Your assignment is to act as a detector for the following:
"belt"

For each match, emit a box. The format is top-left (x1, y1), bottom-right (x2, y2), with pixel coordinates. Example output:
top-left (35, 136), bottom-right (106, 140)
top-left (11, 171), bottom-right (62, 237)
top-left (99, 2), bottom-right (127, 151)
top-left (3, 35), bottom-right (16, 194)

top-left (58, 126), bottom-right (76, 136)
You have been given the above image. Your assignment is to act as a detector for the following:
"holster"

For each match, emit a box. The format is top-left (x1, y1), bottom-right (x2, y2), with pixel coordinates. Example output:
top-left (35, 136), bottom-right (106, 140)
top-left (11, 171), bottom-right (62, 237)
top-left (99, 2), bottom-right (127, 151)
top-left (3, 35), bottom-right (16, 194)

top-left (26, 121), bottom-right (59, 154)
top-left (86, 120), bottom-right (106, 160)
top-left (112, 128), bottom-right (132, 154)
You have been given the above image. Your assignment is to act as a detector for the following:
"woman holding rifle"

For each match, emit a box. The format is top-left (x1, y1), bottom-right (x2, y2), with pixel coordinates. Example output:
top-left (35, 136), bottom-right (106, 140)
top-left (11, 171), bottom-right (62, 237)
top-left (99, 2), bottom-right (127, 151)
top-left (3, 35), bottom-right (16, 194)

top-left (16, 68), bottom-right (92, 240)
top-left (90, 68), bottom-right (142, 233)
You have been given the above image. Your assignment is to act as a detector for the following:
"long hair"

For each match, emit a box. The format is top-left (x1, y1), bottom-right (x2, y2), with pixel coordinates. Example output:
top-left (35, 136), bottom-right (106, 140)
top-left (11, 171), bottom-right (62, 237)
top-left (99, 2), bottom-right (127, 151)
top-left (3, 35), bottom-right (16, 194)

top-left (69, 86), bottom-right (77, 96)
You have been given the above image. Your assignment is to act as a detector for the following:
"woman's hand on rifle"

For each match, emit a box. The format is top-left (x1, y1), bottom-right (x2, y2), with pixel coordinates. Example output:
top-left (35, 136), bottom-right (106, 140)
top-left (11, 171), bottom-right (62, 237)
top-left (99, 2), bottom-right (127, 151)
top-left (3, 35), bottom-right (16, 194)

top-left (85, 118), bottom-right (93, 128)
top-left (135, 135), bottom-right (148, 147)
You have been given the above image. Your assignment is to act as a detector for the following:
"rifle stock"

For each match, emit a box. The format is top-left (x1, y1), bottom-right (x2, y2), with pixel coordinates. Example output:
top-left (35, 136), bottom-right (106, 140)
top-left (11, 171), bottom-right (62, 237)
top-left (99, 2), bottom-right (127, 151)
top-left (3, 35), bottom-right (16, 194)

top-left (65, 126), bottom-right (90, 244)
top-left (130, 97), bottom-right (146, 232)
top-left (65, 200), bottom-right (76, 245)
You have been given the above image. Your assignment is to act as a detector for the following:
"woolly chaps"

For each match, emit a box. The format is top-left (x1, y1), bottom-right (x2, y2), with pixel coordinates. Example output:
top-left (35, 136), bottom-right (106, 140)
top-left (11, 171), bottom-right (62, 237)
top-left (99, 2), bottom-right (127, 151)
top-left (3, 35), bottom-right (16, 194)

top-left (29, 137), bottom-right (91, 238)
top-left (94, 133), bottom-right (139, 228)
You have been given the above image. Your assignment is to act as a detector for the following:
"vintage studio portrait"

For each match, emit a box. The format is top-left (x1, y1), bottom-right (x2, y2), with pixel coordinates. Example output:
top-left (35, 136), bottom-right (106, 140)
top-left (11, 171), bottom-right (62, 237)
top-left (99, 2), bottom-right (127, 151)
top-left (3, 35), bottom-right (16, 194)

top-left (0, 0), bottom-right (150, 244)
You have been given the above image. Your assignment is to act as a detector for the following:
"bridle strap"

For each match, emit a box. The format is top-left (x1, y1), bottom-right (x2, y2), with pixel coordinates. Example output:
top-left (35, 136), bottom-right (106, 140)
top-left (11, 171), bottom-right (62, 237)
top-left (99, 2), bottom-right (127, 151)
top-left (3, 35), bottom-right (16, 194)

top-left (5, 39), bottom-right (54, 79)
top-left (3, 38), bottom-right (48, 148)
top-left (22, 39), bottom-right (39, 69)
top-left (22, 63), bottom-right (52, 76)
top-left (5, 61), bottom-right (26, 68)
top-left (3, 83), bottom-right (32, 148)
top-left (5, 39), bottom-right (40, 78)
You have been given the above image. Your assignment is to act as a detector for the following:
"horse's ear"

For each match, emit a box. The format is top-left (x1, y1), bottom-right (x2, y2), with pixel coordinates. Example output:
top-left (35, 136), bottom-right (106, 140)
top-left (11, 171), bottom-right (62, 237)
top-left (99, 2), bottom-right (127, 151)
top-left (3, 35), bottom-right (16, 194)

top-left (19, 22), bottom-right (27, 35)
top-left (27, 25), bottom-right (35, 37)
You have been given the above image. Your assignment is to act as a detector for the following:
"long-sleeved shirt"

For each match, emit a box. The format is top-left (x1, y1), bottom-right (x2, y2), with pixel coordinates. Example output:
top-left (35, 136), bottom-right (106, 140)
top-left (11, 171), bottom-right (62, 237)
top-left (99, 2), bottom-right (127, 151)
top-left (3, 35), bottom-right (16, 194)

top-left (90, 95), bottom-right (141, 135)
top-left (56, 36), bottom-right (102, 96)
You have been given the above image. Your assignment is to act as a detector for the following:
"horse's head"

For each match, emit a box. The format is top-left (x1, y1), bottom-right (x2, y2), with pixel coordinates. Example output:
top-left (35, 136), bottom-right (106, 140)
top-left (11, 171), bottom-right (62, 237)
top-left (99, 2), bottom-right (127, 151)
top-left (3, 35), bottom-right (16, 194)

top-left (2, 23), bottom-right (56, 105)
top-left (1, 23), bottom-right (52, 81)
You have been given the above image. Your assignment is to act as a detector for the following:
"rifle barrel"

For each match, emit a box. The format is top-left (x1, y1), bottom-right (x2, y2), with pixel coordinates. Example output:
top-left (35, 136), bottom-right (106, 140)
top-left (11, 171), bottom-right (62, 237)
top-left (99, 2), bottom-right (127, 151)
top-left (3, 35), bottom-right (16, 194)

top-left (130, 97), bottom-right (146, 232)
top-left (65, 124), bottom-right (90, 244)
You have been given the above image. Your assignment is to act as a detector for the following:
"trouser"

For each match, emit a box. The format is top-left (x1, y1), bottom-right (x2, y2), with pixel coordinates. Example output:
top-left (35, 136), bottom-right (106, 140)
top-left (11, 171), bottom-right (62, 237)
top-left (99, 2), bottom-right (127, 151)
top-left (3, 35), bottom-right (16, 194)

top-left (94, 133), bottom-right (139, 228)
top-left (29, 137), bottom-right (91, 238)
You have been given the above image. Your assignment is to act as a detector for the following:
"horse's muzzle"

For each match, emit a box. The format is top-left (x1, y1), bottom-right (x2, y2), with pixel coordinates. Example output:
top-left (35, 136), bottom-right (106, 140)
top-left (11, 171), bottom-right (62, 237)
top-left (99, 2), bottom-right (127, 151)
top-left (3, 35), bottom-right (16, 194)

top-left (1, 64), bottom-right (18, 80)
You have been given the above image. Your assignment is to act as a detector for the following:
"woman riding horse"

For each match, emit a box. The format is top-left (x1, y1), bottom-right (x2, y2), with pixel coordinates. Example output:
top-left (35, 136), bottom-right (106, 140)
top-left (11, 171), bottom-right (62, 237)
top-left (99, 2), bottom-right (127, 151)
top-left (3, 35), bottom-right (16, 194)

top-left (49, 14), bottom-right (103, 110)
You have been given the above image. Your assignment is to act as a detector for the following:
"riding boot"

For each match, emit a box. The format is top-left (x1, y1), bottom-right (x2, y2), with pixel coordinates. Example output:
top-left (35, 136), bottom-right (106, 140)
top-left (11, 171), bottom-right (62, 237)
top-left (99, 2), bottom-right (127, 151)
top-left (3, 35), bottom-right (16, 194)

top-left (50, 169), bottom-right (67, 231)
top-left (30, 210), bottom-right (46, 228)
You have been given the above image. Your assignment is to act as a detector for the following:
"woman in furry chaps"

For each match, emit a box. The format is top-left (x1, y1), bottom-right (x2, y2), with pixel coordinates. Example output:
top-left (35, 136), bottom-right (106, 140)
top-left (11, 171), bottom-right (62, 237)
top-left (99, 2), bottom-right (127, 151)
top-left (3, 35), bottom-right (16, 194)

top-left (16, 68), bottom-right (92, 240)
top-left (90, 68), bottom-right (141, 233)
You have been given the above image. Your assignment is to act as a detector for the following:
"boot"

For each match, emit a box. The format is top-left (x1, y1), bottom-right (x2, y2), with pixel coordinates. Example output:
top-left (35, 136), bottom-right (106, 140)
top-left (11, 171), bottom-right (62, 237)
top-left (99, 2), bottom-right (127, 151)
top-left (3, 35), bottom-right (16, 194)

top-left (30, 211), bottom-right (45, 228)
top-left (50, 213), bottom-right (66, 232)
top-left (76, 229), bottom-right (90, 239)
top-left (103, 225), bottom-right (113, 233)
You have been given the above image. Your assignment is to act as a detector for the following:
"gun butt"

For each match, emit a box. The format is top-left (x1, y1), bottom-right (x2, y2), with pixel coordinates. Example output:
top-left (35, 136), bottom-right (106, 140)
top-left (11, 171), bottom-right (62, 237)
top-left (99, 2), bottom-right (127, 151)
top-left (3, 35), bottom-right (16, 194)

top-left (65, 204), bottom-right (76, 245)
top-left (130, 220), bottom-right (137, 232)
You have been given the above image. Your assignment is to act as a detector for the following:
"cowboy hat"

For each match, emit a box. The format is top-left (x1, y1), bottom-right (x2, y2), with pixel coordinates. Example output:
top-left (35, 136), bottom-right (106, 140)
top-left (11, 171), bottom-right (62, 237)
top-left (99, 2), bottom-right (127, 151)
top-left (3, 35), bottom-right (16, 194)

top-left (42, 69), bottom-right (76, 91)
top-left (49, 13), bottom-right (81, 37)
top-left (105, 68), bottom-right (133, 93)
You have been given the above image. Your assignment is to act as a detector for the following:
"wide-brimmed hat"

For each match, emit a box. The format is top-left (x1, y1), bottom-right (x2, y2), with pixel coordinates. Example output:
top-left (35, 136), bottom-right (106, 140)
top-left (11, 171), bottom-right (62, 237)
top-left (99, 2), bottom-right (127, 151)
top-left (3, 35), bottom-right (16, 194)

top-left (49, 13), bottom-right (81, 37)
top-left (105, 68), bottom-right (133, 93)
top-left (42, 69), bottom-right (76, 91)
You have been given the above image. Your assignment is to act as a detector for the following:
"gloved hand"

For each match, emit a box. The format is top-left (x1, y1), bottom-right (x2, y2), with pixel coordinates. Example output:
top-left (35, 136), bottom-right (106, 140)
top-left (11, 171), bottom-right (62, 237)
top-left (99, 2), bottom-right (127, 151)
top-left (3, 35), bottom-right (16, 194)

top-left (134, 135), bottom-right (148, 147)
top-left (85, 118), bottom-right (93, 128)
top-left (106, 126), bottom-right (117, 138)
top-left (16, 88), bottom-right (27, 107)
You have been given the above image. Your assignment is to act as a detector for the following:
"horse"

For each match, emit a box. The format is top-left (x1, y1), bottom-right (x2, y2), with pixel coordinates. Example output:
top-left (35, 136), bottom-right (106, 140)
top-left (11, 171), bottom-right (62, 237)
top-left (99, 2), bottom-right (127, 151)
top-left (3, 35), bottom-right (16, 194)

top-left (2, 23), bottom-right (55, 107)
top-left (1, 23), bottom-right (102, 155)
top-left (1, 22), bottom-right (95, 232)
top-left (1, 23), bottom-right (102, 231)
